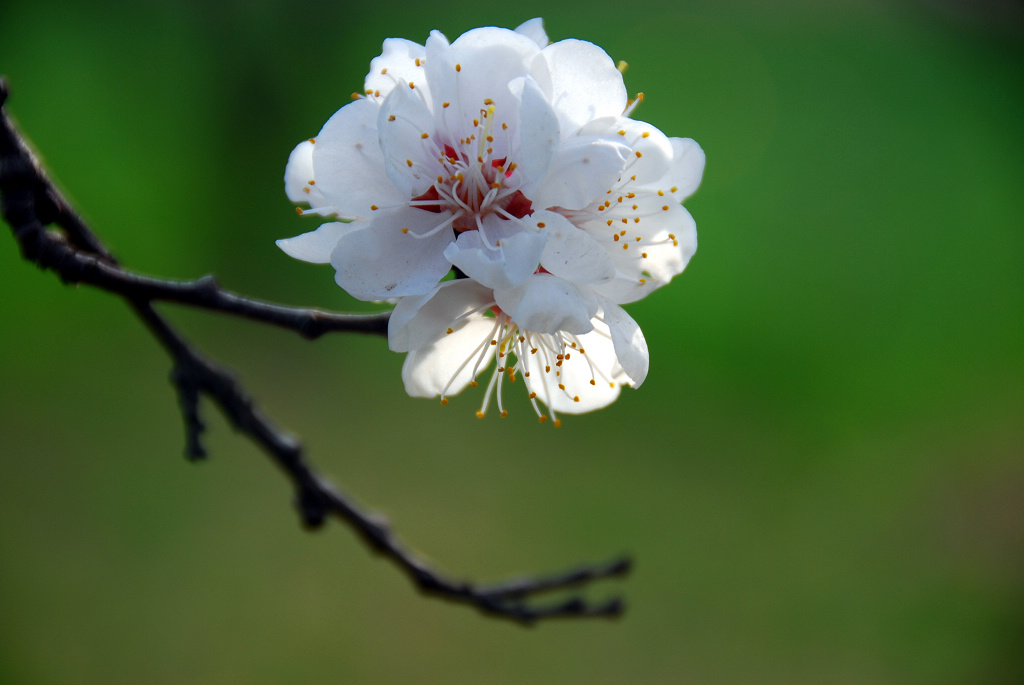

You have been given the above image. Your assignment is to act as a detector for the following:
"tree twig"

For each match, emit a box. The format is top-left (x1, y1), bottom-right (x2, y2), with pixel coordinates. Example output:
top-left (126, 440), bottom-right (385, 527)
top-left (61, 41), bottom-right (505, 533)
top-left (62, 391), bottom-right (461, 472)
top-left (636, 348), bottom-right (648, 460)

top-left (0, 78), bottom-right (631, 625)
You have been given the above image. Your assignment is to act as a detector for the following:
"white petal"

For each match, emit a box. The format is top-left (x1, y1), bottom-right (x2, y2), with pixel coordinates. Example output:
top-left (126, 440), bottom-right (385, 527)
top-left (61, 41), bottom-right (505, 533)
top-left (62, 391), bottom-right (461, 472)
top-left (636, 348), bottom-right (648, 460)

top-left (389, 279), bottom-right (494, 352)
top-left (402, 316), bottom-right (497, 398)
top-left (443, 222), bottom-right (546, 291)
top-left (612, 118), bottom-right (675, 186)
top-left (585, 193), bottom-right (698, 303)
top-left (495, 273), bottom-right (597, 335)
top-left (365, 38), bottom-right (429, 102)
top-left (637, 137), bottom-right (705, 200)
top-left (532, 137), bottom-right (629, 210)
top-left (378, 83), bottom-right (437, 197)
top-left (424, 27), bottom-right (540, 147)
top-left (536, 210), bottom-right (615, 284)
top-left (329, 206), bottom-right (454, 300)
top-left (511, 76), bottom-right (560, 194)
top-left (276, 222), bottom-right (356, 265)
top-left (284, 140), bottom-right (329, 207)
top-left (514, 18), bottom-right (548, 49)
top-left (541, 39), bottom-right (627, 136)
top-left (601, 302), bottom-right (649, 387)
top-left (313, 98), bottom-right (405, 218)
top-left (520, 329), bottom-right (622, 413)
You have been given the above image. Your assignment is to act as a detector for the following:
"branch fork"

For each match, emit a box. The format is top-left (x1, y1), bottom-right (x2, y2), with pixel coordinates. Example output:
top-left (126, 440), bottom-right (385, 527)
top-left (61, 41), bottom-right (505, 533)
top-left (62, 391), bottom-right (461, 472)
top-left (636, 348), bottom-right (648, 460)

top-left (0, 78), bottom-right (631, 624)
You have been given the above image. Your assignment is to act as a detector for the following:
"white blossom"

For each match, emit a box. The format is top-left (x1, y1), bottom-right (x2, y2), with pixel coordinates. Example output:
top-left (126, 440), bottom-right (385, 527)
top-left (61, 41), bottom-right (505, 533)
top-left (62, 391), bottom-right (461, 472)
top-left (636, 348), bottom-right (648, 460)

top-left (278, 19), bottom-right (704, 420)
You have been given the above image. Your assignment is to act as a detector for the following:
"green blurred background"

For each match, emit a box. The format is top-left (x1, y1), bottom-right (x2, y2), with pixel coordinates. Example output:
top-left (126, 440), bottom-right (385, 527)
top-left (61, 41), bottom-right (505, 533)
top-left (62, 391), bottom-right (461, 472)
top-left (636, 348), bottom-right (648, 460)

top-left (2, 0), bottom-right (1021, 682)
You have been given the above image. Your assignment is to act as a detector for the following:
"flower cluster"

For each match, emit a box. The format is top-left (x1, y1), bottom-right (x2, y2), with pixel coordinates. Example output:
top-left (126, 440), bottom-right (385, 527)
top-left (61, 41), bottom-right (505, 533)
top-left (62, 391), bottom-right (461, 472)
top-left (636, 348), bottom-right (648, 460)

top-left (278, 19), bottom-right (703, 424)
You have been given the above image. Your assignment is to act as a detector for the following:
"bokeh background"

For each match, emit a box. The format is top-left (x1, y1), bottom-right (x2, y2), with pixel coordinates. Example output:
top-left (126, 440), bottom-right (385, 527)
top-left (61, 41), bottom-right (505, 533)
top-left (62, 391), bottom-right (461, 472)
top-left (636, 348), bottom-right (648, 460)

top-left (1, 0), bottom-right (1021, 682)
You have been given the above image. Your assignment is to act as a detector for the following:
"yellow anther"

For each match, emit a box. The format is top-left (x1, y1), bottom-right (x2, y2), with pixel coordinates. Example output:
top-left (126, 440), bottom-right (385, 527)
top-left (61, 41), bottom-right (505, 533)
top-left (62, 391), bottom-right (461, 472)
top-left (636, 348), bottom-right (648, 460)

top-left (308, 138), bottom-right (316, 144)
top-left (380, 68), bottom-right (388, 74)
top-left (401, 227), bottom-right (409, 234)
top-left (590, 379), bottom-right (596, 386)
top-left (446, 327), bottom-right (453, 334)
top-left (415, 58), bottom-right (421, 66)
top-left (302, 187), bottom-right (310, 194)
top-left (617, 130), bottom-right (626, 135)
top-left (613, 234), bottom-right (620, 241)
top-left (658, 190), bottom-right (665, 196)
top-left (440, 398), bottom-right (448, 405)
top-left (668, 233), bottom-right (676, 239)
top-left (421, 132), bottom-right (429, 139)
top-left (500, 410), bottom-right (508, 418)
top-left (406, 159), bottom-right (413, 167)
top-left (553, 419), bottom-right (562, 428)
top-left (442, 102), bottom-right (450, 108)
top-left (295, 207), bottom-right (303, 215)
top-left (642, 132), bottom-right (650, 138)
top-left (476, 411), bottom-right (485, 418)
top-left (558, 384), bottom-right (565, 390)
top-left (627, 192), bottom-right (635, 198)
top-left (370, 204), bottom-right (378, 210)
top-left (662, 205), bottom-right (670, 211)
top-left (573, 396), bottom-right (580, 402)
top-left (635, 151), bottom-right (643, 158)
top-left (388, 115), bottom-right (396, 121)
top-left (408, 82), bottom-right (415, 89)
top-left (617, 60), bottom-right (628, 73)
top-left (470, 381), bottom-right (478, 387)
top-left (538, 415), bottom-right (548, 423)
top-left (642, 252), bottom-right (648, 258)
top-left (455, 63), bottom-right (462, 72)
top-left (670, 186), bottom-right (678, 193)
top-left (483, 98), bottom-right (494, 105)
top-left (490, 340), bottom-right (497, 346)
top-left (537, 222), bottom-right (546, 228)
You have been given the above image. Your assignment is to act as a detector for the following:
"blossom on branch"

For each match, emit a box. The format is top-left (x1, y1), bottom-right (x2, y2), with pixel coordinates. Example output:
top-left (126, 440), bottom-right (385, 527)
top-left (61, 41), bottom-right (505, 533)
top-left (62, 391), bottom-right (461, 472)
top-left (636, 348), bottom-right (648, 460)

top-left (278, 18), bottom-right (704, 421)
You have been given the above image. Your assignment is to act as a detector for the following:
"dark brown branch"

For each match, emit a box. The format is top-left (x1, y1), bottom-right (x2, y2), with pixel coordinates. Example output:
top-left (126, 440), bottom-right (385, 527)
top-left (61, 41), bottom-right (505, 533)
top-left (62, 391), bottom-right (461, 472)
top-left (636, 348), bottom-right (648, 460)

top-left (0, 78), bottom-right (631, 624)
